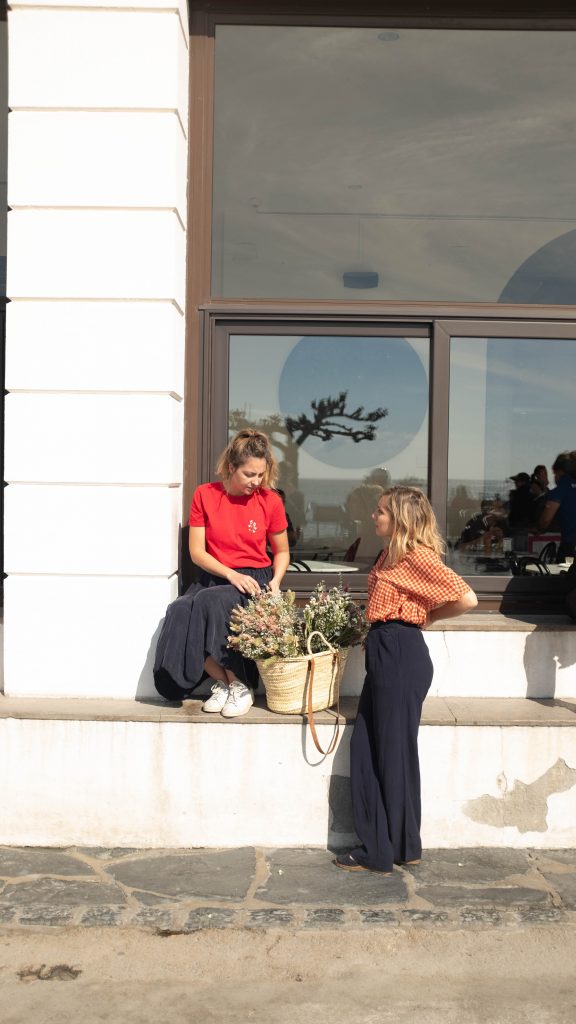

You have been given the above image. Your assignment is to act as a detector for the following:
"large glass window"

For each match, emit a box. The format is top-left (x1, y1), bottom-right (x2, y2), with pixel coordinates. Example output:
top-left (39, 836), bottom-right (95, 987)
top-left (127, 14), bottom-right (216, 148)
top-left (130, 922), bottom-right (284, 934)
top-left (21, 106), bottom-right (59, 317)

top-left (227, 332), bottom-right (429, 570)
top-left (447, 334), bottom-right (576, 577)
top-left (213, 26), bottom-right (576, 303)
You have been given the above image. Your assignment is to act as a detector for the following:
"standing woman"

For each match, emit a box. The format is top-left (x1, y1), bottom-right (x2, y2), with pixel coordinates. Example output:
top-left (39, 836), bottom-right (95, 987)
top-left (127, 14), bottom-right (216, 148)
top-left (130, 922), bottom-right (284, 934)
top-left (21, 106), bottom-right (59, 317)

top-left (153, 430), bottom-right (290, 718)
top-left (336, 486), bottom-right (477, 874)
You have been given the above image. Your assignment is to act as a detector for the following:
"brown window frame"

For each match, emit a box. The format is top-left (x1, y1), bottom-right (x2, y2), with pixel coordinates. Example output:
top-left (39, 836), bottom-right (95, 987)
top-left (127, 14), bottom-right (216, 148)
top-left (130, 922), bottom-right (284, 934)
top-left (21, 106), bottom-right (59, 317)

top-left (199, 310), bottom-right (576, 609)
top-left (186, 3), bottom-right (576, 610)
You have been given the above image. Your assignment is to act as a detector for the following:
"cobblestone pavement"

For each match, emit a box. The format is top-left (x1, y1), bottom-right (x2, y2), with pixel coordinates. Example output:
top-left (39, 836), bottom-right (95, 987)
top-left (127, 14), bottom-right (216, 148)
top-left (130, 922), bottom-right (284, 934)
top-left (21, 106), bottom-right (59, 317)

top-left (0, 846), bottom-right (575, 931)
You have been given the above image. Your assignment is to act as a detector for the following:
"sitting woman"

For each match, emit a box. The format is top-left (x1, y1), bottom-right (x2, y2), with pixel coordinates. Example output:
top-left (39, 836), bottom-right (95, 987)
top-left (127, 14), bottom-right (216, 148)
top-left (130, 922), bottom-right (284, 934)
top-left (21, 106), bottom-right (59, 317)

top-left (153, 430), bottom-right (290, 717)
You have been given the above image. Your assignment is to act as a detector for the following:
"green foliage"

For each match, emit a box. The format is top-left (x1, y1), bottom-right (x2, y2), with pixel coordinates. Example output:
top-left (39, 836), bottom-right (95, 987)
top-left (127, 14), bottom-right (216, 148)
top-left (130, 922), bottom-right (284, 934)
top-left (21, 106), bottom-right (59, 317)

top-left (302, 583), bottom-right (367, 653)
top-left (228, 583), bottom-right (367, 660)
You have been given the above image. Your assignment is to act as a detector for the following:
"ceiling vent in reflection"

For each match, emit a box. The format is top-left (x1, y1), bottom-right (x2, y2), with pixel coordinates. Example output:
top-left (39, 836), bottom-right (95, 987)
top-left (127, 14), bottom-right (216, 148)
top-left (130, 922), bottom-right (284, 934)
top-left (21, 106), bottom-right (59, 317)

top-left (343, 271), bottom-right (379, 289)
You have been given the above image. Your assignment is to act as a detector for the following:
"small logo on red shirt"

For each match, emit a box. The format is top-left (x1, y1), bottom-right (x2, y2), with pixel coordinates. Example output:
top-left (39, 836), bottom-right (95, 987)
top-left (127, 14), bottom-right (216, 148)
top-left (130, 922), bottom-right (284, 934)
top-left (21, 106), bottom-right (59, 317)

top-left (248, 520), bottom-right (258, 533)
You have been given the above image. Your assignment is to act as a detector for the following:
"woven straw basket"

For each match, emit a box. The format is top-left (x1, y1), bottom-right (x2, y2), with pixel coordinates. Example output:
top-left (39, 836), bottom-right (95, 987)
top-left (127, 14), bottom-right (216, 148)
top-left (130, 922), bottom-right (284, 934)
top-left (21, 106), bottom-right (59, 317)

top-left (256, 630), bottom-right (349, 715)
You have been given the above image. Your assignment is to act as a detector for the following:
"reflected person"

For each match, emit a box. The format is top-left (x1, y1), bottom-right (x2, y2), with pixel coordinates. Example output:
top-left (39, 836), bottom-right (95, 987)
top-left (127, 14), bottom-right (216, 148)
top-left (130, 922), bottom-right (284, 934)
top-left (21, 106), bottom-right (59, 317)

top-left (539, 452), bottom-right (576, 562)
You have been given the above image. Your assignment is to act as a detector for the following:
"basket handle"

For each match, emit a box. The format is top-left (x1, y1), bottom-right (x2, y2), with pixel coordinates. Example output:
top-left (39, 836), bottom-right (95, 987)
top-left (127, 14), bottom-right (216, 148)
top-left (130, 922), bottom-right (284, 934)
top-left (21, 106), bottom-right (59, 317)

top-left (306, 630), bottom-right (336, 656)
top-left (306, 650), bottom-right (341, 757)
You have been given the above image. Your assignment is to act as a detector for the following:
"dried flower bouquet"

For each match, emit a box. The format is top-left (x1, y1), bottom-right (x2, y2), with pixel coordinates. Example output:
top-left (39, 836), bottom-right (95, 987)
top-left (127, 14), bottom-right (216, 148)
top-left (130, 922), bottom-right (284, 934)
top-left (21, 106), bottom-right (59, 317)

top-left (228, 583), bottom-right (367, 661)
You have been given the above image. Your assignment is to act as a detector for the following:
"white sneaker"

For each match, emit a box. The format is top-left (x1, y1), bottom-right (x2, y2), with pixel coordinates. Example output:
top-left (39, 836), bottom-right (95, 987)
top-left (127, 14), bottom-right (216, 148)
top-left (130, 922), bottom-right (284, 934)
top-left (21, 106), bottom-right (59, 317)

top-left (221, 680), bottom-right (254, 718)
top-left (202, 681), bottom-right (230, 713)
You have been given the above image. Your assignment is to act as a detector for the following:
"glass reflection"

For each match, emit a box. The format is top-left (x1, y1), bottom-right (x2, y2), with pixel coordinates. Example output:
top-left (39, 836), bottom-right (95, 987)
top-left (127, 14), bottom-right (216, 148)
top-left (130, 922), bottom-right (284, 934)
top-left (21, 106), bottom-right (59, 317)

top-left (229, 335), bottom-right (429, 569)
top-left (213, 26), bottom-right (576, 303)
top-left (447, 336), bottom-right (576, 576)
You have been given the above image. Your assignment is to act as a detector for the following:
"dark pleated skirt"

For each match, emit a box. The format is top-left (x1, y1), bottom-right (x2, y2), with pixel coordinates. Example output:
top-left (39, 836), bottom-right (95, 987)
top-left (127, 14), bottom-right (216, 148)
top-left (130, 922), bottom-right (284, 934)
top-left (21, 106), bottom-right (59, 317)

top-left (153, 566), bottom-right (273, 701)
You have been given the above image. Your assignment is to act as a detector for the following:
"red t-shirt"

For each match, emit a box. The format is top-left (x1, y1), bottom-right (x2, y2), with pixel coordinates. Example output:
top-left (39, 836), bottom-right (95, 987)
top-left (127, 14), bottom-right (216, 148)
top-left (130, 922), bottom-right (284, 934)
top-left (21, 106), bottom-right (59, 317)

top-left (188, 482), bottom-right (288, 568)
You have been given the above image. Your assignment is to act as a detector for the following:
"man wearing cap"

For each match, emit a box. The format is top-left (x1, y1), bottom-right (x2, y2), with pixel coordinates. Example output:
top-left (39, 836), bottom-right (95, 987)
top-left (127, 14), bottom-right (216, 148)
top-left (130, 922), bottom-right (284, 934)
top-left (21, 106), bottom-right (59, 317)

top-left (508, 471), bottom-right (534, 531)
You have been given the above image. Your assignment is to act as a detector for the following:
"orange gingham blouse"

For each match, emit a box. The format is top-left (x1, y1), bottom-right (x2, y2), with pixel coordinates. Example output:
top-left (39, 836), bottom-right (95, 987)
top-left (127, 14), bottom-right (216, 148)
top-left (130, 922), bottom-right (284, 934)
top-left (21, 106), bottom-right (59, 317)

top-left (367, 544), bottom-right (471, 627)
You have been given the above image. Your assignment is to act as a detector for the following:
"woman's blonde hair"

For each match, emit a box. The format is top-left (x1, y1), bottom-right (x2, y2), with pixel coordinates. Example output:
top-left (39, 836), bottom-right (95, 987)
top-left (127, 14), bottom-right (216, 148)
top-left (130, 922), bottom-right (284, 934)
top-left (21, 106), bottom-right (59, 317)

top-left (216, 429), bottom-right (278, 489)
top-left (381, 486), bottom-right (445, 565)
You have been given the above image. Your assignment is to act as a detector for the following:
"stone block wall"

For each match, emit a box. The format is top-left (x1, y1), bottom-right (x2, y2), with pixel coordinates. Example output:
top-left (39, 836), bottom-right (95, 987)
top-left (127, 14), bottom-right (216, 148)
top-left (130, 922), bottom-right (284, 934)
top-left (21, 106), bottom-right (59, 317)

top-left (4, 1), bottom-right (189, 697)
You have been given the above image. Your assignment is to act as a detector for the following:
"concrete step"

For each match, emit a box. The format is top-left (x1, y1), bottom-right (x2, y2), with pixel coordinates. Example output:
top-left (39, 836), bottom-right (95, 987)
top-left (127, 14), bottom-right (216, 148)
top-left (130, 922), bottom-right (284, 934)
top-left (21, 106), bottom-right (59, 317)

top-left (1, 694), bottom-right (575, 851)
top-left (426, 613), bottom-right (576, 699)
top-left (2, 613), bottom-right (575, 700)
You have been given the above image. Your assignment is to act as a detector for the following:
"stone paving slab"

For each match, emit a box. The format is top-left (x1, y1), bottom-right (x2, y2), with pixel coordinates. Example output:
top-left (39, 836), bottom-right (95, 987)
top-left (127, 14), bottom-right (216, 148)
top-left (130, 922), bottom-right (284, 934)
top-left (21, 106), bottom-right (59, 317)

top-left (0, 846), bottom-right (575, 932)
top-left (0, 847), bottom-right (97, 877)
top-left (106, 848), bottom-right (255, 902)
top-left (257, 848), bottom-right (408, 905)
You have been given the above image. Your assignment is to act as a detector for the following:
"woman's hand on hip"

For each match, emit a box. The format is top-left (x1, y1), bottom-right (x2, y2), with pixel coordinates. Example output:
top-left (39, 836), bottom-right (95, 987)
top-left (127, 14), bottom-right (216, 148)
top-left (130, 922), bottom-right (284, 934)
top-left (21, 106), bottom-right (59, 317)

top-left (226, 569), bottom-right (262, 596)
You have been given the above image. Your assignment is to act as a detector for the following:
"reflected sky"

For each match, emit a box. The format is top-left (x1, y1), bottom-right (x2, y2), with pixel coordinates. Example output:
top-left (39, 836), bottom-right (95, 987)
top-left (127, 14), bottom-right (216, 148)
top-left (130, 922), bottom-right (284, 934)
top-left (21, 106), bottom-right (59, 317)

top-left (213, 26), bottom-right (576, 302)
top-left (229, 335), bottom-right (429, 481)
top-left (278, 336), bottom-right (427, 468)
top-left (449, 337), bottom-right (576, 482)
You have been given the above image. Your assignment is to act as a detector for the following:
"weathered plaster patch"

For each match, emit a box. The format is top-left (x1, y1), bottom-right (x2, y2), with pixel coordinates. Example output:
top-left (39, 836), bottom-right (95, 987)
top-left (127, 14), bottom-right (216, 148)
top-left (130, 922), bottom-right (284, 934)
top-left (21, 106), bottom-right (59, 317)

top-left (463, 758), bottom-right (576, 833)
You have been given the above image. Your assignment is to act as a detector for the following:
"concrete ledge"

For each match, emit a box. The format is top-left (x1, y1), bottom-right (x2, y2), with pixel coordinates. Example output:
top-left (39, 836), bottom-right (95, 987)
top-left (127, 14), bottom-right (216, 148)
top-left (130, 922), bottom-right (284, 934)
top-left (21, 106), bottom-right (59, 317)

top-left (0, 694), bottom-right (575, 727)
top-left (427, 613), bottom-right (575, 631)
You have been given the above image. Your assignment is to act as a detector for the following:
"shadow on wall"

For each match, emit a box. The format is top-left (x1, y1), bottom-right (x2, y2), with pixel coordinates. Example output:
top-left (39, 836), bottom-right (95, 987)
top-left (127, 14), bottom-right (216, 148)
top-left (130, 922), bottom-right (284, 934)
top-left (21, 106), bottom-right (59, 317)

top-left (136, 619), bottom-right (164, 701)
top-left (297, 716), bottom-right (358, 851)
top-left (523, 625), bottom-right (576, 699)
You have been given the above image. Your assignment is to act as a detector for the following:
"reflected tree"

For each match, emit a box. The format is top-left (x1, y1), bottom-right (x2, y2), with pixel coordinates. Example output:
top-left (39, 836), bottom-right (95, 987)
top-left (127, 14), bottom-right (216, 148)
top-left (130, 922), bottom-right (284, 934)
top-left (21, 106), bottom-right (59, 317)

top-left (285, 391), bottom-right (388, 447)
top-left (230, 392), bottom-right (389, 533)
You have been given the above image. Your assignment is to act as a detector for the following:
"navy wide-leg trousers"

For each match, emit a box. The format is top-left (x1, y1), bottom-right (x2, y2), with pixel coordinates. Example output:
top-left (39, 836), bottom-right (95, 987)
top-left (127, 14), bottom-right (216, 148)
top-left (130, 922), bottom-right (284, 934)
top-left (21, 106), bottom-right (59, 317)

top-left (350, 620), bottom-right (433, 873)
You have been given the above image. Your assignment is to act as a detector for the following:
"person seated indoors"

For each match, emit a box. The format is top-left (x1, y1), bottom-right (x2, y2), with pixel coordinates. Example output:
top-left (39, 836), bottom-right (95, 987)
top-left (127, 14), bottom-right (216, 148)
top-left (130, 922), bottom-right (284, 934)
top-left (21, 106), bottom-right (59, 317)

top-left (456, 500), bottom-right (506, 554)
top-left (539, 452), bottom-right (576, 562)
top-left (508, 471), bottom-right (534, 531)
top-left (530, 464), bottom-right (549, 497)
top-left (275, 488), bottom-right (298, 547)
top-left (529, 464), bottom-right (549, 522)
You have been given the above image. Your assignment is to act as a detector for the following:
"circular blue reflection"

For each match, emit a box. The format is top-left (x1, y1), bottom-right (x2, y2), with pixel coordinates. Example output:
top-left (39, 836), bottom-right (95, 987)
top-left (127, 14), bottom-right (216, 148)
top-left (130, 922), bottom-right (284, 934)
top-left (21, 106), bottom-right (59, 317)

top-left (278, 336), bottom-right (427, 469)
top-left (499, 228), bottom-right (576, 304)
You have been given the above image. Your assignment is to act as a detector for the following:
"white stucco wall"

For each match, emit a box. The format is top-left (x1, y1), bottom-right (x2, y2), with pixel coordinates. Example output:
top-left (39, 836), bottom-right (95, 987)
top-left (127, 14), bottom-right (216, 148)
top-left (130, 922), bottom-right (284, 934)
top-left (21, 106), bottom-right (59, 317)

top-left (4, 1), bottom-right (189, 697)
top-left (0, 717), bottom-right (574, 848)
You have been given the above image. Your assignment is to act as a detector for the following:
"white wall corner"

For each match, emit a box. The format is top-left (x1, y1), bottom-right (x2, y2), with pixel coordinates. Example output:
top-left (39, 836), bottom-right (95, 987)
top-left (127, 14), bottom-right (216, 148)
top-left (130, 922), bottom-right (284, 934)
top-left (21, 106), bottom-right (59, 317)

top-left (3, 574), bottom-right (179, 698)
top-left (4, 485), bottom-right (181, 575)
top-left (9, 9), bottom-right (188, 128)
top-left (5, 301), bottom-right (185, 396)
top-left (7, 210), bottom-right (186, 308)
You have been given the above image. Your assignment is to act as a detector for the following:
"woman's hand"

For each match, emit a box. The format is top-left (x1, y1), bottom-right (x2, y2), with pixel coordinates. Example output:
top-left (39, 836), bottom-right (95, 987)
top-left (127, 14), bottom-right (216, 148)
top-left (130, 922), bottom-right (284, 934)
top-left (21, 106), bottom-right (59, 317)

top-left (268, 578), bottom-right (281, 595)
top-left (226, 569), bottom-right (262, 596)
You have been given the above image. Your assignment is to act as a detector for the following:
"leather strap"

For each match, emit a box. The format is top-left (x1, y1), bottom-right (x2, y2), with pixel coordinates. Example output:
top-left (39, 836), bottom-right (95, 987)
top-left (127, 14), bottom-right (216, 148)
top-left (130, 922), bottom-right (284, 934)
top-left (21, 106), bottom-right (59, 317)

top-left (306, 653), bottom-right (341, 756)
